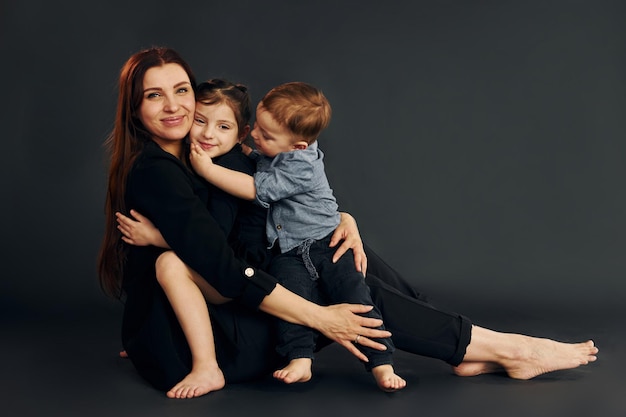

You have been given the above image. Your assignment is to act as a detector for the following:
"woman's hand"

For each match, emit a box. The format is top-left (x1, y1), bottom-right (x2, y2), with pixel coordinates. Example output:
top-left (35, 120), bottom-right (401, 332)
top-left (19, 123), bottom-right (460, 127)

top-left (259, 285), bottom-right (389, 362)
top-left (116, 209), bottom-right (169, 248)
top-left (329, 212), bottom-right (367, 276)
top-left (316, 304), bottom-right (390, 362)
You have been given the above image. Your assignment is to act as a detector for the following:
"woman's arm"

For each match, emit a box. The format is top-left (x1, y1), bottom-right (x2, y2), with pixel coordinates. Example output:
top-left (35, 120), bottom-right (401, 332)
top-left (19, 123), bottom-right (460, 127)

top-left (117, 148), bottom-right (255, 249)
top-left (127, 151), bottom-right (275, 305)
top-left (329, 212), bottom-right (368, 276)
top-left (117, 210), bottom-right (385, 358)
top-left (129, 149), bottom-right (389, 360)
top-left (259, 284), bottom-right (390, 362)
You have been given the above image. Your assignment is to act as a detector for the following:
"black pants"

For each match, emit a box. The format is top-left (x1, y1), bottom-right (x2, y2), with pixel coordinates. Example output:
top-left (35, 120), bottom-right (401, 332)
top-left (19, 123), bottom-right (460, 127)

top-left (362, 243), bottom-right (472, 365)
top-left (124, 242), bottom-right (472, 390)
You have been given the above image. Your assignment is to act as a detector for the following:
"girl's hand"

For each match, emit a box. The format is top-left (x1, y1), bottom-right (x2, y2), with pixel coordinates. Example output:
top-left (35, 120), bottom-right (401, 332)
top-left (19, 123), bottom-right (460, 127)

top-left (329, 212), bottom-right (367, 276)
top-left (189, 142), bottom-right (214, 179)
top-left (116, 209), bottom-right (169, 248)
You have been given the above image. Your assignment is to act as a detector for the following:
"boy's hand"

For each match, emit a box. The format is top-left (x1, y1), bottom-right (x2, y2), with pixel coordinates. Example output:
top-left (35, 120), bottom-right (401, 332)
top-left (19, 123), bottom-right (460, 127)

top-left (190, 142), bottom-right (214, 179)
top-left (116, 209), bottom-right (168, 248)
top-left (240, 143), bottom-right (253, 156)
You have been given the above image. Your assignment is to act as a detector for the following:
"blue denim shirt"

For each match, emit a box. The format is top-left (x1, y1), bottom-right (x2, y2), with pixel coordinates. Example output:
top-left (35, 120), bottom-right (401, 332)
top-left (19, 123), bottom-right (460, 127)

top-left (251, 141), bottom-right (340, 253)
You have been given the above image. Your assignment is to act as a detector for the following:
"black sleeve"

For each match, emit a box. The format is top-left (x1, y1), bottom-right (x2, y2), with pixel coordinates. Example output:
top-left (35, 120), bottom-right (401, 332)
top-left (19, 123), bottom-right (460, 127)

top-left (127, 150), bottom-right (276, 308)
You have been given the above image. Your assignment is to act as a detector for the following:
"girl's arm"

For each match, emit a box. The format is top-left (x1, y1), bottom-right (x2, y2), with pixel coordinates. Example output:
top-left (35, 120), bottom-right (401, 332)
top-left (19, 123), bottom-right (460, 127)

top-left (190, 142), bottom-right (256, 200)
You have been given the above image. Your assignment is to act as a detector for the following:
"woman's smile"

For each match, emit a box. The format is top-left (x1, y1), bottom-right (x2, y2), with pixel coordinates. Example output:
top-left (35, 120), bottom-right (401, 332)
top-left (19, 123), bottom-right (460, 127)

top-left (161, 115), bottom-right (187, 127)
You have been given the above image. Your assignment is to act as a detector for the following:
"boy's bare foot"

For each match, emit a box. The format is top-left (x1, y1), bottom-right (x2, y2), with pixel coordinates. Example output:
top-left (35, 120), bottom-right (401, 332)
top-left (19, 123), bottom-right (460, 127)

top-left (453, 361), bottom-right (503, 377)
top-left (371, 364), bottom-right (406, 392)
top-left (500, 338), bottom-right (598, 380)
top-left (167, 365), bottom-right (226, 399)
top-left (273, 358), bottom-right (313, 384)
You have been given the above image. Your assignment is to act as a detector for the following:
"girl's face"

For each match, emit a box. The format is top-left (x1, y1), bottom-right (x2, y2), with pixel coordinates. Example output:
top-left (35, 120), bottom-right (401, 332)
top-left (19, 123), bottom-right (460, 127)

top-left (138, 63), bottom-right (195, 155)
top-left (190, 102), bottom-right (248, 158)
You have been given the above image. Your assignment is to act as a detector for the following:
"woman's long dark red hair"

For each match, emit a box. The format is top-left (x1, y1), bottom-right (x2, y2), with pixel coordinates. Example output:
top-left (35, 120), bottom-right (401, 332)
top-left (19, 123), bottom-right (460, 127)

top-left (97, 47), bottom-right (196, 298)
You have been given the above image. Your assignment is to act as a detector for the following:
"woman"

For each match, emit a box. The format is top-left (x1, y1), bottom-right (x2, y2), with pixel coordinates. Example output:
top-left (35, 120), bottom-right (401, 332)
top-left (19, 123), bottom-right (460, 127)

top-left (100, 47), bottom-right (598, 398)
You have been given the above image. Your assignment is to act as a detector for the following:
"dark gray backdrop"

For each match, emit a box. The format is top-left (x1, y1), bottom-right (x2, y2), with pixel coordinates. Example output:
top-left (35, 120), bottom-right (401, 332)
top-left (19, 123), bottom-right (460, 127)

top-left (1, 0), bottom-right (624, 321)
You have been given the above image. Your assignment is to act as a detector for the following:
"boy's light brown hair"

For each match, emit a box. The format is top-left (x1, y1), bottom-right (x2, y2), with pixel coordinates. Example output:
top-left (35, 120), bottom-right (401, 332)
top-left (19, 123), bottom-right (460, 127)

top-left (260, 81), bottom-right (332, 144)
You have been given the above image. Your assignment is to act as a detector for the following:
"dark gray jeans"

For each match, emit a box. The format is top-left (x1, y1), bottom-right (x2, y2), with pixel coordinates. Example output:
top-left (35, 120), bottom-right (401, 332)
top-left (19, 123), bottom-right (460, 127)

top-left (270, 234), bottom-right (395, 371)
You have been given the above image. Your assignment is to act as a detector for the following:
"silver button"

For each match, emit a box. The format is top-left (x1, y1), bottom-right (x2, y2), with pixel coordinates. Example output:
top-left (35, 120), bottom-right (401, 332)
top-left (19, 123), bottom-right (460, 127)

top-left (276, 224), bottom-right (282, 230)
top-left (244, 267), bottom-right (255, 278)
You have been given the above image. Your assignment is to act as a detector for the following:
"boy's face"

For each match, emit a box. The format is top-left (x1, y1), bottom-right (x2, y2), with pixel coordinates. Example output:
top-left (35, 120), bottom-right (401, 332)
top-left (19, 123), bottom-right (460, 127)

top-left (250, 105), bottom-right (300, 158)
top-left (189, 102), bottom-right (243, 158)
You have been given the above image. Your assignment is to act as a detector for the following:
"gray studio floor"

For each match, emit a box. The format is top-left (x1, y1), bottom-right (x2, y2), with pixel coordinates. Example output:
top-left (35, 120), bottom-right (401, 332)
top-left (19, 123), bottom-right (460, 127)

top-left (2, 297), bottom-right (623, 417)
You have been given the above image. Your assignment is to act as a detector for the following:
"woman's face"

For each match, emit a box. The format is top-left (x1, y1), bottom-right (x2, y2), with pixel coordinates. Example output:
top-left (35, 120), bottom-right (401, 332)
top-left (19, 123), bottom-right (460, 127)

top-left (190, 102), bottom-right (247, 159)
top-left (138, 63), bottom-right (195, 154)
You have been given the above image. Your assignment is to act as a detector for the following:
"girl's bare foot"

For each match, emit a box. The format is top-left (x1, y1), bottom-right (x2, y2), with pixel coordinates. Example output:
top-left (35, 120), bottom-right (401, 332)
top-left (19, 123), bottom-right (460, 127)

top-left (371, 364), bottom-right (406, 392)
top-left (502, 338), bottom-right (598, 380)
top-left (453, 361), bottom-right (503, 377)
top-left (273, 358), bottom-right (313, 384)
top-left (167, 365), bottom-right (226, 399)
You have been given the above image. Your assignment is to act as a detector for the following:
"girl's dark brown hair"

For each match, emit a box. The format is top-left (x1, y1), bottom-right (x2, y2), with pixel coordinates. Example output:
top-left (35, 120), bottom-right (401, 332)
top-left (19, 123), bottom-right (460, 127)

top-left (195, 79), bottom-right (251, 134)
top-left (97, 47), bottom-right (196, 298)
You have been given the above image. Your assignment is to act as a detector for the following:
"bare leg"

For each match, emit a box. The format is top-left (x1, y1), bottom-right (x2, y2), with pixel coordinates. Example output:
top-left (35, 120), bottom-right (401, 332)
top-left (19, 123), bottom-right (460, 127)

top-left (454, 325), bottom-right (598, 379)
top-left (273, 358), bottom-right (313, 384)
top-left (156, 251), bottom-right (226, 399)
top-left (371, 364), bottom-right (406, 392)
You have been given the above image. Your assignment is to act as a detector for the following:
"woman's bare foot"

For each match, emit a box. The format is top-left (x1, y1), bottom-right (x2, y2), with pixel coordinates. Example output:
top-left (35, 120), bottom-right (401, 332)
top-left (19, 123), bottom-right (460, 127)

top-left (167, 365), bottom-right (226, 399)
top-left (501, 337), bottom-right (598, 380)
top-left (273, 358), bottom-right (313, 384)
top-left (371, 364), bottom-right (406, 392)
top-left (453, 361), bottom-right (503, 377)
